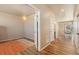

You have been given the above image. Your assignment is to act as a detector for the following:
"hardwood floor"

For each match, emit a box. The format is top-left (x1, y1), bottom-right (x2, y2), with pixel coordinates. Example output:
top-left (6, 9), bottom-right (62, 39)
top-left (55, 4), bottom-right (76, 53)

top-left (17, 39), bottom-right (78, 55)
top-left (42, 39), bottom-right (77, 55)
top-left (0, 38), bottom-right (78, 55)
top-left (17, 46), bottom-right (44, 55)
top-left (0, 39), bottom-right (34, 55)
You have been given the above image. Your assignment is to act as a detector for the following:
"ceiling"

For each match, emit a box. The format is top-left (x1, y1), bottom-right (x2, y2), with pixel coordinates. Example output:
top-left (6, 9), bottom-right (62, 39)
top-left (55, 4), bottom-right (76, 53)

top-left (47, 4), bottom-right (74, 13)
top-left (33, 4), bottom-right (51, 12)
top-left (75, 5), bottom-right (79, 15)
top-left (47, 4), bottom-right (74, 17)
top-left (33, 4), bottom-right (74, 13)
top-left (0, 4), bottom-right (35, 16)
top-left (33, 4), bottom-right (75, 21)
top-left (0, 4), bottom-right (76, 19)
top-left (33, 4), bottom-right (75, 16)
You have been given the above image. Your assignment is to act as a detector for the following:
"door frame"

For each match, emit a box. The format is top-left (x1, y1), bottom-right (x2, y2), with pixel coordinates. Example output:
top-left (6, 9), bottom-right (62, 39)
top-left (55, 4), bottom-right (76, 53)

top-left (34, 10), bottom-right (41, 51)
top-left (27, 4), bottom-right (41, 51)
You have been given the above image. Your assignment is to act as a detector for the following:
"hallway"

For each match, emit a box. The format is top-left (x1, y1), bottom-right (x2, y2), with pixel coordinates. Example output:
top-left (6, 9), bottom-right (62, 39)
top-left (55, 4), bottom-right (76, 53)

top-left (41, 39), bottom-right (77, 55)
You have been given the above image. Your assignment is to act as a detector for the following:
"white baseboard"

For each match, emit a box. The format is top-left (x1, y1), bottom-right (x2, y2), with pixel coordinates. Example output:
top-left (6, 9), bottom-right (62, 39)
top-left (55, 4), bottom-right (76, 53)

top-left (0, 37), bottom-right (23, 42)
top-left (39, 42), bottom-right (50, 51)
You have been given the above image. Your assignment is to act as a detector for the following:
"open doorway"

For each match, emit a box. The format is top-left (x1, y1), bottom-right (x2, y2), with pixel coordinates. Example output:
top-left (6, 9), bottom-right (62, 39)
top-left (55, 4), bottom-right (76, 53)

top-left (58, 21), bottom-right (73, 40)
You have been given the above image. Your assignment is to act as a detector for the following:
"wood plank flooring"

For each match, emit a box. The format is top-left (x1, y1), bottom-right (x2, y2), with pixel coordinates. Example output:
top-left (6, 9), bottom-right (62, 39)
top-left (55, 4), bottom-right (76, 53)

top-left (42, 39), bottom-right (77, 55)
top-left (17, 39), bottom-right (78, 55)
top-left (0, 38), bottom-right (78, 55)
top-left (0, 39), bottom-right (34, 55)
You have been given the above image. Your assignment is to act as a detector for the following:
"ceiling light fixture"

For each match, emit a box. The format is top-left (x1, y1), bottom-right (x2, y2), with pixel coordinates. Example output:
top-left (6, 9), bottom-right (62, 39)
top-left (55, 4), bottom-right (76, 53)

top-left (22, 16), bottom-right (27, 21)
top-left (61, 9), bottom-right (64, 12)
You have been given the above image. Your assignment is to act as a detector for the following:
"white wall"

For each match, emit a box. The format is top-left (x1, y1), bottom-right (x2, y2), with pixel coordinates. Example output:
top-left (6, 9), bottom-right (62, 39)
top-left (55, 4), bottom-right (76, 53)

top-left (73, 20), bottom-right (77, 46)
top-left (39, 11), bottom-right (59, 51)
top-left (49, 15), bottom-right (56, 41)
top-left (0, 12), bottom-right (24, 41)
top-left (24, 14), bottom-right (34, 40)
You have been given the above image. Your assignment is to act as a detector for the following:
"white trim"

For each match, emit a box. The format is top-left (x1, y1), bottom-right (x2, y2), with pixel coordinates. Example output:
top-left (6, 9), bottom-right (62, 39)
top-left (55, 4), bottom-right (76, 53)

top-left (39, 42), bottom-right (50, 51)
top-left (0, 37), bottom-right (23, 42)
top-left (26, 4), bottom-right (41, 51)
top-left (34, 10), bottom-right (41, 51)
top-left (27, 4), bottom-right (40, 51)
top-left (34, 11), bottom-right (38, 50)
top-left (37, 11), bottom-right (41, 51)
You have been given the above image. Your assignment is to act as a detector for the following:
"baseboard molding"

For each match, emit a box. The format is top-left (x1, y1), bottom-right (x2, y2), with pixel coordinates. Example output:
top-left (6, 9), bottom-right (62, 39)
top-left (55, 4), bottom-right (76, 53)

top-left (39, 42), bottom-right (50, 51)
top-left (0, 37), bottom-right (23, 43)
top-left (23, 37), bottom-right (34, 42)
top-left (0, 37), bottom-right (34, 43)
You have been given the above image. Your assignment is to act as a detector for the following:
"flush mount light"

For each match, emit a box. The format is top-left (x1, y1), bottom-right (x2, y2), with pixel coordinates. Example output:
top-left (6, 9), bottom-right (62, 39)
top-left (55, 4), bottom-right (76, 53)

top-left (61, 9), bottom-right (64, 12)
top-left (22, 16), bottom-right (27, 21)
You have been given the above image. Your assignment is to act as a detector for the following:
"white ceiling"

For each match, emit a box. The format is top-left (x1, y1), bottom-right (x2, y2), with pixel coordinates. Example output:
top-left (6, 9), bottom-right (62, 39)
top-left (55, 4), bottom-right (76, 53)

top-left (0, 4), bottom-right (35, 16)
top-left (33, 4), bottom-right (74, 12)
top-left (33, 4), bottom-right (75, 21)
top-left (47, 4), bottom-right (75, 21)
top-left (47, 4), bottom-right (74, 14)
top-left (0, 4), bottom-right (75, 19)
top-left (33, 4), bottom-right (51, 12)
top-left (75, 5), bottom-right (79, 15)
top-left (33, 4), bottom-right (74, 15)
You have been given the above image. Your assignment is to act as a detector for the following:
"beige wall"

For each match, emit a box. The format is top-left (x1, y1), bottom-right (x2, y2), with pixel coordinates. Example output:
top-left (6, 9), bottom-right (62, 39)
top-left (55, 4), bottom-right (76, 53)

top-left (0, 12), bottom-right (24, 41)
top-left (0, 11), bottom-right (35, 41)
top-left (40, 12), bottom-right (49, 48)
top-left (24, 14), bottom-right (34, 40)
top-left (40, 11), bottom-right (53, 49)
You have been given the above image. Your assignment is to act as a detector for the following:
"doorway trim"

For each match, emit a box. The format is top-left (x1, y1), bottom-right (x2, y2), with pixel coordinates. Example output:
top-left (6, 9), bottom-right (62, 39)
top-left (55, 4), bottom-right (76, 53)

top-left (27, 4), bottom-right (41, 51)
